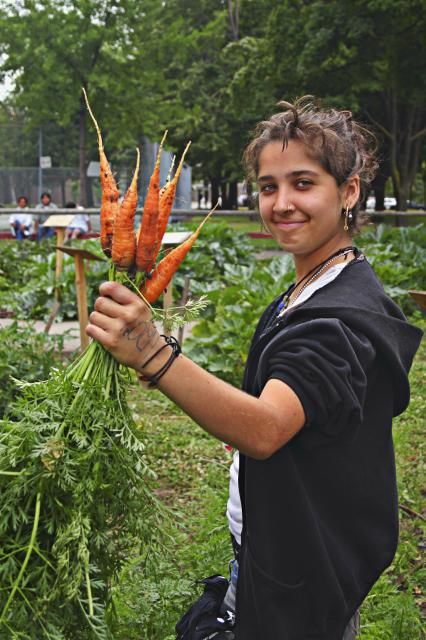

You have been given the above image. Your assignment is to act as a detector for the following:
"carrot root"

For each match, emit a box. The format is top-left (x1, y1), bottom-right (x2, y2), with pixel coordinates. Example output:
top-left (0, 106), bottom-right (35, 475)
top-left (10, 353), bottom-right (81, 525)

top-left (135, 131), bottom-right (168, 273)
top-left (82, 87), bottom-right (120, 258)
top-left (112, 148), bottom-right (140, 271)
top-left (140, 203), bottom-right (217, 303)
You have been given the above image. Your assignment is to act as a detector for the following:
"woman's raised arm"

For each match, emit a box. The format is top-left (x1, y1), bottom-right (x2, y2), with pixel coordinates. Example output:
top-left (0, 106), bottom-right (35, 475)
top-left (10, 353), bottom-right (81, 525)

top-left (86, 281), bottom-right (305, 459)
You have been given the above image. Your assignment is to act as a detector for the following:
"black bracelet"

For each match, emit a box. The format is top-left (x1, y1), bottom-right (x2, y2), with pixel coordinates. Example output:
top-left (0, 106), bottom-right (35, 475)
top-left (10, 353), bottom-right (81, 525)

top-left (139, 335), bottom-right (181, 388)
top-left (140, 339), bottom-right (170, 370)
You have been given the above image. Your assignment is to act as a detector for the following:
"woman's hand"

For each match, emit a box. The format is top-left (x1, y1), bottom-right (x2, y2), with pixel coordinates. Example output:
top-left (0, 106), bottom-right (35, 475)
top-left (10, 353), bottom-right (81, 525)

top-left (86, 281), bottom-right (165, 372)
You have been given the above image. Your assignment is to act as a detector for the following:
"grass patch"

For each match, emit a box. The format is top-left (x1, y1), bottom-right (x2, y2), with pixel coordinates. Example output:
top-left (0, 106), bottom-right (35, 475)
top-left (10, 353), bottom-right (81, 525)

top-left (112, 393), bottom-right (232, 640)
top-left (359, 324), bottom-right (425, 639)
top-left (113, 325), bottom-right (424, 639)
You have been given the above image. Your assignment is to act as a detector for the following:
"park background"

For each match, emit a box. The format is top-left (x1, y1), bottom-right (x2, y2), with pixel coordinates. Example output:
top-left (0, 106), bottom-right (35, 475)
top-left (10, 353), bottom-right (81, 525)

top-left (0, 1), bottom-right (424, 639)
top-left (0, 0), bottom-right (425, 211)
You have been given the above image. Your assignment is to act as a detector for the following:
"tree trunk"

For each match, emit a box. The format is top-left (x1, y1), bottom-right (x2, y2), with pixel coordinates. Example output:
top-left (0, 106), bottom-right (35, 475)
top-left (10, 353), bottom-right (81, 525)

top-left (228, 180), bottom-right (238, 209)
top-left (227, 0), bottom-right (239, 41)
top-left (246, 181), bottom-right (257, 210)
top-left (221, 182), bottom-right (228, 209)
top-left (371, 170), bottom-right (388, 211)
top-left (383, 93), bottom-right (426, 211)
top-left (211, 177), bottom-right (220, 208)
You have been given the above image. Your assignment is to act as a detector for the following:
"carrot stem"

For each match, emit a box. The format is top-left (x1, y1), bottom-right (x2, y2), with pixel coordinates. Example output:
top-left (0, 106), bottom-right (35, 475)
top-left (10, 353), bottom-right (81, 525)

top-left (0, 492), bottom-right (42, 622)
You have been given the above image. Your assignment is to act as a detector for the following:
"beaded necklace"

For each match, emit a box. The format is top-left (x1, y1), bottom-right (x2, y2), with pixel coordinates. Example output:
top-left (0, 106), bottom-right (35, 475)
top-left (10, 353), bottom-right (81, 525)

top-left (276, 245), bottom-right (357, 317)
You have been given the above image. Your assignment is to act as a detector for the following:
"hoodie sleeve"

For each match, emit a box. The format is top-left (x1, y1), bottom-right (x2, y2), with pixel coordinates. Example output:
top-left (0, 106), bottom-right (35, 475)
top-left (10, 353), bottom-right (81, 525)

top-left (257, 318), bottom-right (376, 443)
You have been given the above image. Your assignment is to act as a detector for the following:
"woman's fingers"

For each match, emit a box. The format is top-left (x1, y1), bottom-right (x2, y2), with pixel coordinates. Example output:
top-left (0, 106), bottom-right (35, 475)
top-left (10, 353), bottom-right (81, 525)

top-left (94, 281), bottom-right (149, 324)
top-left (86, 280), bottom-right (162, 371)
top-left (99, 281), bottom-right (142, 306)
top-left (85, 322), bottom-right (110, 344)
top-left (94, 295), bottom-right (129, 319)
top-left (89, 310), bottom-right (121, 333)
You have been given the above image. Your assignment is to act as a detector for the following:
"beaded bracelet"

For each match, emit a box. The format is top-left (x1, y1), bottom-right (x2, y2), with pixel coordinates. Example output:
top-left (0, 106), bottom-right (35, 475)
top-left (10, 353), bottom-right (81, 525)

top-left (138, 335), bottom-right (181, 388)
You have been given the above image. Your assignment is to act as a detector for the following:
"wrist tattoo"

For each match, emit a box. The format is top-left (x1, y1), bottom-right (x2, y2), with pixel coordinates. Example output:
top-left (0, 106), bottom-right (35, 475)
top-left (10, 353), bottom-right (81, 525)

top-left (122, 321), bottom-right (158, 353)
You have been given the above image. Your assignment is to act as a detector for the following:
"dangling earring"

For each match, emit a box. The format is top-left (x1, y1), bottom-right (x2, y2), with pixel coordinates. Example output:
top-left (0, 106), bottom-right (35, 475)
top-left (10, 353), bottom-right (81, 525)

top-left (343, 205), bottom-right (352, 231)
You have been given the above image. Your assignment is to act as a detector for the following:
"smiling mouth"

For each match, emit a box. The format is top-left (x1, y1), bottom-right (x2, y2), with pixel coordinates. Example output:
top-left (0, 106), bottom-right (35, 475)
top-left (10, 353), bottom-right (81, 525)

top-left (275, 220), bottom-right (307, 229)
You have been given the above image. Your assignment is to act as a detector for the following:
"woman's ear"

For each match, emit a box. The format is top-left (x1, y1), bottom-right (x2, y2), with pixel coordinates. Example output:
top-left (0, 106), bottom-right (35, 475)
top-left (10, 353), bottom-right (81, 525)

top-left (343, 175), bottom-right (360, 209)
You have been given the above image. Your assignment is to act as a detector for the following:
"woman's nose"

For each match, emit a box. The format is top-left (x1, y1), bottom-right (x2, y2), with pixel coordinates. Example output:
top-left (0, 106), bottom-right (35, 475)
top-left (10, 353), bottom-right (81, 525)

top-left (273, 188), bottom-right (293, 214)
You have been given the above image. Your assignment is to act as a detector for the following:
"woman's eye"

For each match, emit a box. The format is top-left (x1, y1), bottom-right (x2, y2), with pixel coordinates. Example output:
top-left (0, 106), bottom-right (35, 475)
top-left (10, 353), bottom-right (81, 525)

top-left (260, 184), bottom-right (275, 193)
top-left (296, 179), bottom-right (312, 188)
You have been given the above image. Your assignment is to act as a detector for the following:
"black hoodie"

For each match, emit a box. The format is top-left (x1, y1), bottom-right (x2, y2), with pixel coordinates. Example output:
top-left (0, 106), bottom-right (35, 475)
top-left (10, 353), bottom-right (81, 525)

top-left (235, 256), bottom-right (422, 640)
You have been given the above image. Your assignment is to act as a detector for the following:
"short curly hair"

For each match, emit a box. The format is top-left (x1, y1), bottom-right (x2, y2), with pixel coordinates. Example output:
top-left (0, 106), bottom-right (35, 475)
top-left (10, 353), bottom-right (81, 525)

top-left (243, 96), bottom-right (378, 231)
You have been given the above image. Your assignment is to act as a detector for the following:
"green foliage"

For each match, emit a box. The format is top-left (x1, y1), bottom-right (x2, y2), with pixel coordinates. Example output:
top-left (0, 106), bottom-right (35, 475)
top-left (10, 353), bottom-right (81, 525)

top-left (357, 224), bottom-right (426, 315)
top-left (0, 239), bottom-right (110, 321)
top-left (259, 0), bottom-right (426, 207)
top-left (0, 240), bottom-right (55, 318)
top-left (173, 222), bottom-right (254, 296)
top-left (0, 0), bottom-right (424, 203)
top-left (185, 254), bottom-right (294, 386)
top-left (112, 394), bottom-right (232, 640)
top-left (0, 321), bottom-right (65, 419)
top-left (358, 328), bottom-right (425, 638)
top-left (0, 342), bottom-right (166, 638)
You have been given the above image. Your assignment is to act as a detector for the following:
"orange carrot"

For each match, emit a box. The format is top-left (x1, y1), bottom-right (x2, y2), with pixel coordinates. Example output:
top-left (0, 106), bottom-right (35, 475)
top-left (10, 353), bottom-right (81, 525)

top-left (82, 88), bottom-right (119, 258)
top-left (111, 148), bottom-right (140, 271)
top-left (140, 205), bottom-right (217, 303)
top-left (135, 131), bottom-right (167, 273)
top-left (155, 141), bottom-right (191, 252)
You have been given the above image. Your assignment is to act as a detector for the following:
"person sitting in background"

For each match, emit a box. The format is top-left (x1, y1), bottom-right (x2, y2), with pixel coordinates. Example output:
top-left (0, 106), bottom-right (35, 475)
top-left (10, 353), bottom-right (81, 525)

top-left (35, 191), bottom-right (57, 240)
top-left (9, 196), bottom-right (33, 240)
top-left (64, 202), bottom-right (91, 241)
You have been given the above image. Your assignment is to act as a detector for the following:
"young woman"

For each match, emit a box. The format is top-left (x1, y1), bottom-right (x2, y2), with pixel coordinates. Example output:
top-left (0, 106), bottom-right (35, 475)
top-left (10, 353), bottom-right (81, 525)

top-left (86, 98), bottom-right (422, 639)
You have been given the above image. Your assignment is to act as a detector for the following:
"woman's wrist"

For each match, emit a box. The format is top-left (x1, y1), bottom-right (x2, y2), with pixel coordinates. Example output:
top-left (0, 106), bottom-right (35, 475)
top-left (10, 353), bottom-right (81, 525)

top-left (137, 335), bottom-right (181, 387)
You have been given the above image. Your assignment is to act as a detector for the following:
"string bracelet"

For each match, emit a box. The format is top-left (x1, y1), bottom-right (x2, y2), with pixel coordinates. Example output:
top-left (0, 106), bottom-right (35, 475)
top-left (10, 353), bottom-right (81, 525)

top-left (140, 338), bottom-right (171, 370)
top-left (138, 335), bottom-right (181, 388)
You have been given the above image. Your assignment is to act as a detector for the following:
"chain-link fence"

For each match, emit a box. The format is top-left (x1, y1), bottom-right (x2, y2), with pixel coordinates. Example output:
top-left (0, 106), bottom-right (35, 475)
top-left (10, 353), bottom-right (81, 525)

top-left (0, 140), bottom-right (192, 210)
top-left (0, 167), bottom-right (81, 207)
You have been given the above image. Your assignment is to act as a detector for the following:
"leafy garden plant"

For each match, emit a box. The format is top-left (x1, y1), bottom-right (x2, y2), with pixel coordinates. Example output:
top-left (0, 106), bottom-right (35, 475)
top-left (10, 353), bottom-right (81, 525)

top-left (356, 223), bottom-right (426, 316)
top-left (0, 321), bottom-right (66, 419)
top-left (0, 94), bottom-right (211, 638)
top-left (185, 254), bottom-right (295, 387)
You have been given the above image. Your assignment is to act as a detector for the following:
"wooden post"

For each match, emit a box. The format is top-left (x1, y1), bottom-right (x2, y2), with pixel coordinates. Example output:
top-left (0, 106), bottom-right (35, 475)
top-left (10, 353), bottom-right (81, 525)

top-left (74, 254), bottom-right (89, 350)
top-left (41, 214), bottom-right (75, 307)
top-left (55, 227), bottom-right (66, 301)
top-left (160, 231), bottom-right (192, 336)
top-left (177, 276), bottom-right (191, 344)
top-left (162, 248), bottom-right (173, 336)
top-left (56, 246), bottom-right (105, 351)
top-left (409, 290), bottom-right (426, 311)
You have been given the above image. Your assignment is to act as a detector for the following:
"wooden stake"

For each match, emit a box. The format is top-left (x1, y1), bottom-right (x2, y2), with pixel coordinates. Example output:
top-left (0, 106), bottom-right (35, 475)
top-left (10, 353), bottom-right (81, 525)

top-left (74, 254), bottom-right (89, 350)
top-left (55, 246), bottom-right (105, 351)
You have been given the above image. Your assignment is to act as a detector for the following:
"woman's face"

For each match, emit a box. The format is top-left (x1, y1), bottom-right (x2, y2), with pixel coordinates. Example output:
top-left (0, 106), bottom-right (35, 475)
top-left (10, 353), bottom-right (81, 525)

top-left (257, 139), bottom-right (359, 259)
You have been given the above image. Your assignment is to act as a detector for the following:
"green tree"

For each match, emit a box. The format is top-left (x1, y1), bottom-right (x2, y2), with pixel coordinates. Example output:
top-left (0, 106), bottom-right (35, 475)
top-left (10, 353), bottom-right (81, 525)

top-left (262, 0), bottom-right (426, 209)
top-left (112, 0), bottom-right (276, 208)
top-left (0, 0), bottom-right (141, 205)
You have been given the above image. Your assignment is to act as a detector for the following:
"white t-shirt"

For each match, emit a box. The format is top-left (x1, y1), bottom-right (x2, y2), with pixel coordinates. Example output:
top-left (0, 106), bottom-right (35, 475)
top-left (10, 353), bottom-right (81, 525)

top-left (226, 261), bottom-right (350, 545)
top-left (68, 213), bottom-right (90, 232)
top-left (9, 210), bottom-right (33, 228)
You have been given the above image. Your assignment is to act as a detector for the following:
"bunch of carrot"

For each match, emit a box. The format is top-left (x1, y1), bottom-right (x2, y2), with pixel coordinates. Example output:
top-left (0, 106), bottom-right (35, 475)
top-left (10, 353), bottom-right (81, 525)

top-left (83, 88), bottom-right (214, 304)
top-left (0, 92), bottom-right (215, 639)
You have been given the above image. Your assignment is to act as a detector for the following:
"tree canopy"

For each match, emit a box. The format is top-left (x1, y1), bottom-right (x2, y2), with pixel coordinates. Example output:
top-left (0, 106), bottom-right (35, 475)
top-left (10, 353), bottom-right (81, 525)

top-left (0, 0), bottom-right (424, 209)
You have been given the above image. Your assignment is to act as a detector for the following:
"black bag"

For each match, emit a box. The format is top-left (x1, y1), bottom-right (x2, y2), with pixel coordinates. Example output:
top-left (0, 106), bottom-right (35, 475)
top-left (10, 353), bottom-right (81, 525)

top-left (175, 575), bottom-right (235, 640)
